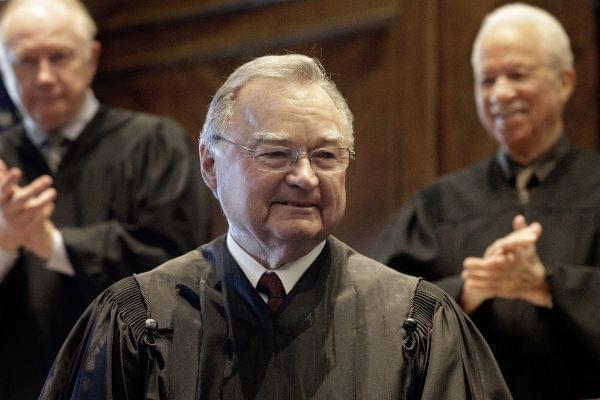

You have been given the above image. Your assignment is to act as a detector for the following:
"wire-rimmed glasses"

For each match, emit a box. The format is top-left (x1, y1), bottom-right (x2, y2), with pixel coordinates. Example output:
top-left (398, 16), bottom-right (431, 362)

top-left (215, 136), bottom-right (354, 172)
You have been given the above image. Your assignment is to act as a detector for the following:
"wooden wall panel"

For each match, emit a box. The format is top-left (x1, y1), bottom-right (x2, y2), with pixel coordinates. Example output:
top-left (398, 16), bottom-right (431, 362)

top-left (88, 0), bottom-right (597, 254)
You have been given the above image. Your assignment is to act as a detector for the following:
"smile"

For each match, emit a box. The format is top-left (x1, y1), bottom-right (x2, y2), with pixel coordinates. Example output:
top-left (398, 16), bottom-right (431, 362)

top-left (494, 108), bottom-right (526, 118)
top-left (274, 201), bottom-right (317, 208)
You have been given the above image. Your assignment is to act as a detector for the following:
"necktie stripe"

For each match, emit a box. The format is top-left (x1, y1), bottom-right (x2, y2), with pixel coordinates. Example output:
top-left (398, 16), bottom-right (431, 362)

top-left (257, 272), bottom-right (286, 315)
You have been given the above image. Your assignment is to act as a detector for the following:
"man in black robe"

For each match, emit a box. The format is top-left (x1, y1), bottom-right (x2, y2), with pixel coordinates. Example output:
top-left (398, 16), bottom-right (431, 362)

top-left (0, 0), bottom-right (210, 398)
top-left (372, 4), bottom-right (600, 399)
top-left (40, 54), bottom-right (512, 399)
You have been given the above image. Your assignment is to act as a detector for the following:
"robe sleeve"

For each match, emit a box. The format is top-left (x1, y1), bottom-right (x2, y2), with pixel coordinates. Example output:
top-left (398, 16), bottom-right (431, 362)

top-left (60, 119), bottom-right (210, 302)
top-left (420, 292), bottom-right (513, 399)
top-left (40, 277), bottom-right (150, 400)
top-left (370, 191), bottom-right (464, 299)
top-left (545, 263), bottom-right (600, 392)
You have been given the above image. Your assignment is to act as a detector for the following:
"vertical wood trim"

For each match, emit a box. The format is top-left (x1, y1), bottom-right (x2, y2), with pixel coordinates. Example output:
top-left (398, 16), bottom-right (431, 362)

top-left (424, 0), bottom-right (441, 177)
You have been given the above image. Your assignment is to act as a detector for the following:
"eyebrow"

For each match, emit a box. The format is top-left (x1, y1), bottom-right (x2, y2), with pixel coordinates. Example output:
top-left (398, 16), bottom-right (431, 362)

top-left (251, 130), bottom-right (348, 146)
top-left (252, 130), bottom-right (287, 142)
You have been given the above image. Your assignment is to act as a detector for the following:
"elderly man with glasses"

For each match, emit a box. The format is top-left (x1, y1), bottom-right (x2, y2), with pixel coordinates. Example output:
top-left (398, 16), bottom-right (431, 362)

top-left (41, 54), bottom-right (511, 400)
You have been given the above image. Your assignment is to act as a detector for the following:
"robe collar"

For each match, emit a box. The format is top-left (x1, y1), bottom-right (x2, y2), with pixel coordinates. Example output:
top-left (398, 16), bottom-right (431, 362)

top-left (23, 90), bottom-right (99, 148)
top-left (496, 135), bottom-right (571, 186)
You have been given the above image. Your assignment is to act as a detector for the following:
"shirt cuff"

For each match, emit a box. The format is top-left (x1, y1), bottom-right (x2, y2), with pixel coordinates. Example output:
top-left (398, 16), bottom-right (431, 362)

top-left (45, 229), bottom-right (75, 277)
top-left (0, 246), bottom-right (18, 283)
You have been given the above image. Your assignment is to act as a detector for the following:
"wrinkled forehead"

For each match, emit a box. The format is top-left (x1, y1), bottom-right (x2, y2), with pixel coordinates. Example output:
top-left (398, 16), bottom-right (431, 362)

top-left (231, 78), bottom-right (349, 146)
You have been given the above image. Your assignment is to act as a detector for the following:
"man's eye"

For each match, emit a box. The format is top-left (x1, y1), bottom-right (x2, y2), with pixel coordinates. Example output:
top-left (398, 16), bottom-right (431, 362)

top-left (259, 149), bottom-right (290, 159)
top-left (50, 51), bottom-right (71, 65)
top-left (480, 77), bottom-right (495, 87)
top-left (313, 149), bottom-right (337, 159)
top-left (508, 72), bottom-right (528, 81)
top-left (14, 56), bottom-right (37, 67)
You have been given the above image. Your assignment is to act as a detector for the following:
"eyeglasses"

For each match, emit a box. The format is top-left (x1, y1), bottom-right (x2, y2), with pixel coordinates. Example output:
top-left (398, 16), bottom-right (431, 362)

top-left (215, 136), bottom-right (355, 172)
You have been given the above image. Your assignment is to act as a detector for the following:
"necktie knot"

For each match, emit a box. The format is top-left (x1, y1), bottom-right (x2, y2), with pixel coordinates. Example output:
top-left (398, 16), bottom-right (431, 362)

top-left (43, 134), bottom-right (69, 172)
top-left (515, 166), bottom-right (535, 204)
top-left (257, 272), bottom-right (285, 315)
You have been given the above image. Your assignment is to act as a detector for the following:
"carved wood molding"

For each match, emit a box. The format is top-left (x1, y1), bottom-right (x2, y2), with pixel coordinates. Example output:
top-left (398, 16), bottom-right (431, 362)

top-left (95, 0), bottom-right (298, 32)
top-left (96, 1), bottom-right (400, 75)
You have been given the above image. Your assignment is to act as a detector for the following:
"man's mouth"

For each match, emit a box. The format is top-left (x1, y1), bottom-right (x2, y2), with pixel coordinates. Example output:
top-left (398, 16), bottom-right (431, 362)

top-left (274, 201), bottom-right (317, 208)
top-left (491, 103), bottom-right (527, 119)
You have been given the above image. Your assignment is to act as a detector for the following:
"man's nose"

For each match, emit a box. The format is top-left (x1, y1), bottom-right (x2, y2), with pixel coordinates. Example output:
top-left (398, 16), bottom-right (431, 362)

top-left (286, 155), bottom-right (319, 189)
top-left (490, 76), bottom-right (517, 102)
top-left (35, 58), bottom-right (57, 84)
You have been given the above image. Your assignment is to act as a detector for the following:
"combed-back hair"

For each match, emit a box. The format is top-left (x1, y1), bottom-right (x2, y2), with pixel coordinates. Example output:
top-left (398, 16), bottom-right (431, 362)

top-left (471, 2), bottom-right (573, 71)
top-left (200, 54), bottom-right (354, 150)
top-left (0, 0), bottom-right (97, 47)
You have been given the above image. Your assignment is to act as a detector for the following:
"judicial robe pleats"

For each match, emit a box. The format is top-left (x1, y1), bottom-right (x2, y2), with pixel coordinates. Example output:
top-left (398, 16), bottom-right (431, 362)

top-left (41, 236), bottom-right (511, 399)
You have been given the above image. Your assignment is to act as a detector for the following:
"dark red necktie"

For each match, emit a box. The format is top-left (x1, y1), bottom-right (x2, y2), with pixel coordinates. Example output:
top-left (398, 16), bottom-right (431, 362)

top-left (257, 272), bottom-right (286, 315)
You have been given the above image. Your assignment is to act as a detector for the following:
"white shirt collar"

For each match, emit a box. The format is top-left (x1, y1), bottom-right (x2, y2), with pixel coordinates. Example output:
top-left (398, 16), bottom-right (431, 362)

top-left (24, 90), bottom-right (100, 147)
top-left (226, 231), bottom-right (326, 295)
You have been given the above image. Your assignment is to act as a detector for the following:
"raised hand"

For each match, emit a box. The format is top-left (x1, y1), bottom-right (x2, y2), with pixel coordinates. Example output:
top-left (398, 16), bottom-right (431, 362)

top-left (461, 215), bottom-right (552, 313)
top-left (0, 159), bottom-right (57, 259)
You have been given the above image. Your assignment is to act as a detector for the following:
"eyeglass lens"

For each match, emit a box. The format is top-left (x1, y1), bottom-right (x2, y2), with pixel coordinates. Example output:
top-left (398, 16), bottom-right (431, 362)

top-left (253, 146), bottom-right (350, 172)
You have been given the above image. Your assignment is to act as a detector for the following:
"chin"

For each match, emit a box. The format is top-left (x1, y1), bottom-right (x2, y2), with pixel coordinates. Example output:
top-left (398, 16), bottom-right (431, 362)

top-left (273, 223), bottom-right (326, 243)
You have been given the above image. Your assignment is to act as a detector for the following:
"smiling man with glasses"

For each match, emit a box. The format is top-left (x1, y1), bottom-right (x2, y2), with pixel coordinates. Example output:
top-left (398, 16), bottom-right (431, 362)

top-left (42, 54), bottom-right (511, 400)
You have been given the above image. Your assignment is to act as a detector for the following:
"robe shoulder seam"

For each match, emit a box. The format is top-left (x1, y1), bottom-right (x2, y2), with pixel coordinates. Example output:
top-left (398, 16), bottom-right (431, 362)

top-left (105, 276), bottom-right (149, 343)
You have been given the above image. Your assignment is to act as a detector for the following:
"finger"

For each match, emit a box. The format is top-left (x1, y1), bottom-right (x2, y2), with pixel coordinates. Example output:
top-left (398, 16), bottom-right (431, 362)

top-left (512, 214), bottom-right (527, 231)
top-left (23, 188), bottom-right (57, 211)
top-left (9, 201), bottom-right (54, 236)
top-left (0, 168), bottom-right (22, 203)
top-left (463, 277), bottom-right (501, 294)
top-left (464, 254), bottom-right (508, 270)
top-left (6, 175), bottom-right (53, 213)
top-left (529, 221), bottom-right (542, 236)
top-left (41, 201), bottom-right (55, 218)
top-left (21, 205), bottom-right (54, 234)
top-left (463, 266), bottom-right (510, 282)
top-left (486, 230), bottom-right (539, 256)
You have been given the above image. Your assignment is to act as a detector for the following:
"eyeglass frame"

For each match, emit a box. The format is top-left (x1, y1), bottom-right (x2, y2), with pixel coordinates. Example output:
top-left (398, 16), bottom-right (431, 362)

top-left (210, 135), bottom-right (355, 172)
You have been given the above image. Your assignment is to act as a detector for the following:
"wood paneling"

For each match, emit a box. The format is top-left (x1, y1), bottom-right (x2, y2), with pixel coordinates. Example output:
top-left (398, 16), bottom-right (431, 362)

top-left (88, 0), bottom-right (598, 253)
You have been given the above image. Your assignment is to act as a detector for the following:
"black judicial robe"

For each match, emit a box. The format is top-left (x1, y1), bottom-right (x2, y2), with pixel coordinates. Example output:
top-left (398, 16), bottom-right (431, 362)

top-left (41, 236), bottom-right (512, 399)
top-left (372, 145), bottom-right (600, 399)
top-left (0, 106), bottom-right (210, 399)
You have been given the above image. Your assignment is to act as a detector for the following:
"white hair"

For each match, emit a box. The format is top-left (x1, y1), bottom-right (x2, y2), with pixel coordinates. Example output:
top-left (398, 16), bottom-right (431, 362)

top-left (471, 3), bottom-right (573, 71)
top-left (200, 54), bottom-right (354, 150)
top-left (0, 0), bottom-right (97, 55)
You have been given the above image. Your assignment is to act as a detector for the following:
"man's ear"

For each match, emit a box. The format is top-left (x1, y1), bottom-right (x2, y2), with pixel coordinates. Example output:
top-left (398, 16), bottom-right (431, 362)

top-left (87, 40), bottom-right (101, 81)
top-left (199, 143), bottom-right (218, 195)
top-left (558, 67), bottom-right (576, 103)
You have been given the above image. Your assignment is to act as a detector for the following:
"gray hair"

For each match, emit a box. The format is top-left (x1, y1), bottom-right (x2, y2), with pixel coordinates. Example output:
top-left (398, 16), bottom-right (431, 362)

top-left (200, 54), bottom-right (354, 150)
top-left (0, 0), bottom-right (97, 54)
top-left (471, 3), bottom-right (573, 71)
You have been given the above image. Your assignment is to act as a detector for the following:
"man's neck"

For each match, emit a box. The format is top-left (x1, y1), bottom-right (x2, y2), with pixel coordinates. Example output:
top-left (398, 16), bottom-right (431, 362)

top-left (226, 232), bottom-right (326, 295)
top-left (23, 90), bottom-right (99, 145)
top-left (228, 231), bottom-right (325, 270)
top-left (506, 129), bottom-right (563, 166)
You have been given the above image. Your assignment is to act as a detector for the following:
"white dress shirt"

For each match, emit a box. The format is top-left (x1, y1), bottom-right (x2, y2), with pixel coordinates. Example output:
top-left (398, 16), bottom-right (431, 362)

top-left (226, 231), bottom-right (326, 302)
